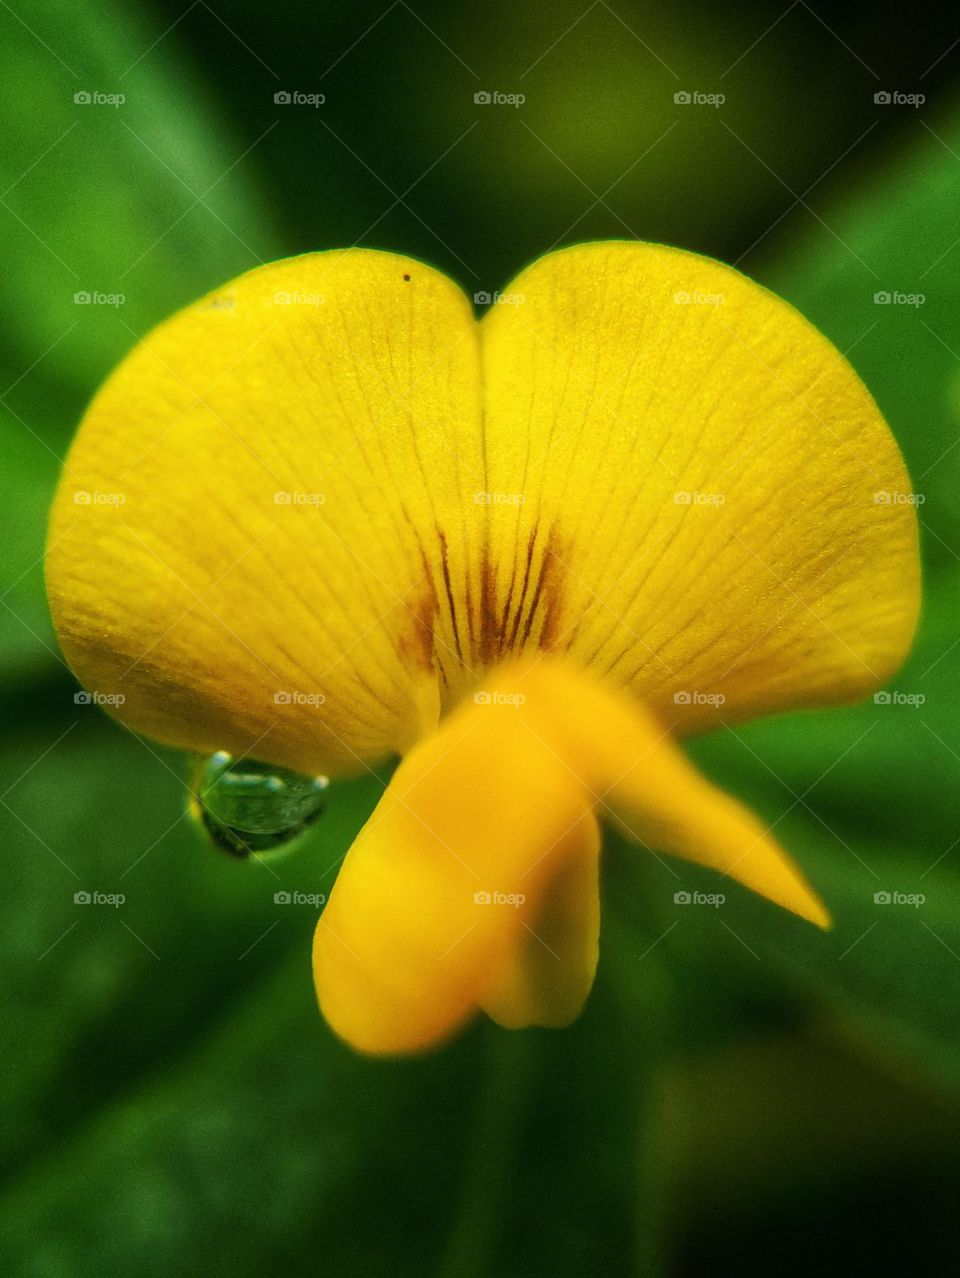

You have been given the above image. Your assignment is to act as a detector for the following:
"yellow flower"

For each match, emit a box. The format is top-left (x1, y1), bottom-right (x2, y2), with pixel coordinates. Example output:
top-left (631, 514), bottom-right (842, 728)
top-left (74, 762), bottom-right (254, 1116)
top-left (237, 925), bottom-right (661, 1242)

top-left (46, 242), bottom-right (920, 1054)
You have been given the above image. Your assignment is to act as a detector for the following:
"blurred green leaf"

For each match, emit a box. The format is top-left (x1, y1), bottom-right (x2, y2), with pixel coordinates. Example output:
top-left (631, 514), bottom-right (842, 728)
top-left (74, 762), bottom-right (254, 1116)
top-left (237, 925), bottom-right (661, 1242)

top-left (609, 797), bottom-right (960, 1093)
top-left (0, 707), bottom-right (373, 1172)
top-left (0, 0), bottom-right (280, 680)
top-left (0, 713), bottom-right (661, 1277)
top-left (1, 0), bottom-right (280, 394)
top-left (762, 100), bottom-right (960, 572)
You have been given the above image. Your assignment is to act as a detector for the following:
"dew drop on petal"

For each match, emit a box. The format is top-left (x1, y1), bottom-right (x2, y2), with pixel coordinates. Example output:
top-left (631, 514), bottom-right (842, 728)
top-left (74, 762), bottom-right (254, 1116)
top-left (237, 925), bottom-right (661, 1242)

top-left (188, 751), bottom-right (329, 859)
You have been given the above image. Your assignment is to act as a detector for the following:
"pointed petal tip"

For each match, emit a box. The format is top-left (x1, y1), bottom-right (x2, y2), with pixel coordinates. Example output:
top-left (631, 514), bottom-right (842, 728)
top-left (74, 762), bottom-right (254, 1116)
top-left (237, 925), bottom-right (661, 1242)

top-left (790, 892), bottom-right (833, 931)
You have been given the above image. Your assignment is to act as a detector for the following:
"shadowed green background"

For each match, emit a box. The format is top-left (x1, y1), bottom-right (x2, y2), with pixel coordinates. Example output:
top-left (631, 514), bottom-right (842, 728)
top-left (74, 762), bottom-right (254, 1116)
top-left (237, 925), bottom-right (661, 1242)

top-left (2, 1), bottom-right (960, 1273)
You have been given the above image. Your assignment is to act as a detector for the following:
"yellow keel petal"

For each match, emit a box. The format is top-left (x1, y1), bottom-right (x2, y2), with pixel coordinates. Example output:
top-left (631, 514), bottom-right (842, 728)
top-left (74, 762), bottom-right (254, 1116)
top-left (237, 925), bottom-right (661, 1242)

top-left (314, 658), bottom-right (828, 1056)
top-left (313, 682), bottom-right (599, 1054)
top-left (478, 807), bottom-right (601, 1030)
top-left (503, 661), bottom-right (831, 929)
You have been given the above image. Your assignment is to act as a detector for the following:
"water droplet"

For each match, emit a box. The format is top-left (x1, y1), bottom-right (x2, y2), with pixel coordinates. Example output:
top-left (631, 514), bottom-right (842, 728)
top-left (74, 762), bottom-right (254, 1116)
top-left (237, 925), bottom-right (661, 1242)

top-left (189, 751), bottom-right (329, 859)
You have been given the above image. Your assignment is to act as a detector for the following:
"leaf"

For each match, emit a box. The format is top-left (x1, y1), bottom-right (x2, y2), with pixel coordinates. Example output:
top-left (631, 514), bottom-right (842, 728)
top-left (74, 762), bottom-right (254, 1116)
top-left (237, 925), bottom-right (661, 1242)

top-left (607, 796), bottom-right (960, 1093)
top-left (760, 101), bottom-right (960, 571)
top-left (649, 1023), bottom-right (960, 1267)
top-left (0, 712), bottom-right (661, 1276)
top-left (0, 0), bottom-right (281, 679)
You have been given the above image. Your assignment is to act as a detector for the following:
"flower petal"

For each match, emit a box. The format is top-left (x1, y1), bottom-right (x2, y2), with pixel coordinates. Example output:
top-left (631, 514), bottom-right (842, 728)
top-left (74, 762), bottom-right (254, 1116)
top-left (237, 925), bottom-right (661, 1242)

top-left (312, 678), bottom-right (599, 1054)
top-left (480, 241), bottom-right (920, 730)
top-left (512, 661), bottom-right (831, 929)
top-left (48, 243), bottom-right (918, 775)
top-left (46, 250), bottom-right (484, 774)
top-left (314, 659), bottom-right (827, 1056)
top-left (477, 808), bottom-right (601, 1030)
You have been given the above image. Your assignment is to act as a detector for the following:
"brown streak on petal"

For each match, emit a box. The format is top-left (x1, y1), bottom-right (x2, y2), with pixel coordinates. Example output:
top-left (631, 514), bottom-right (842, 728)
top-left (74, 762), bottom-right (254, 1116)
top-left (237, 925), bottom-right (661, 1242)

top-left (397, 511), bottom-right (440, 674)
top-left (397, 518), bottom-right (567, 678)
top-left (437, 527), bottom-right (465, 664)
top-left (506, 518), bottom-right (539, 653)
top-left (396, 577), bottom-right (439, 674)
top-left (521, 523), bottom-right (566, 653)
top-left (478, 554), bottom-right (500, 665)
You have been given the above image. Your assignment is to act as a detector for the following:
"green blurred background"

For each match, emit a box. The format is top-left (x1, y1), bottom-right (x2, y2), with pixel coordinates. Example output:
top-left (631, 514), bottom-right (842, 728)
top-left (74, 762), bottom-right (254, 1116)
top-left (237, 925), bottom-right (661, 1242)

top-left (2, 1), bottom-right (960, 1273)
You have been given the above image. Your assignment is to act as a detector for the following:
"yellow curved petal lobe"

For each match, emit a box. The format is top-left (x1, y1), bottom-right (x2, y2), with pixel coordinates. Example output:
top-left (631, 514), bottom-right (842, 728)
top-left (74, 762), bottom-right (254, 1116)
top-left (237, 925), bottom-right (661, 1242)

top-left (313, 659), bottom-right (828, 1055)
top-left (47, 251), bottom-right (484, 774)
top-left (478, 809), bottom-right (601, 1031)
top-left (313, 671), bottom-right (601, 1054)
top-left (480, 242), bottom-right (919, 731)
top-left (47, 244), bottom-right (919, 775)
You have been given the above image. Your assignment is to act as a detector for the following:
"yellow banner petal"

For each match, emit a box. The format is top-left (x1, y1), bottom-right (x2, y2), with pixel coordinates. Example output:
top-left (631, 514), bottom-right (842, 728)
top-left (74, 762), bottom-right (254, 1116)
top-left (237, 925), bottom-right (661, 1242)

top-left (47, 243), bottom-right (919, 774)
top-left (481, 241), bottom-right (920, 731)
top-left (47, 250), bottom-right (485, 775)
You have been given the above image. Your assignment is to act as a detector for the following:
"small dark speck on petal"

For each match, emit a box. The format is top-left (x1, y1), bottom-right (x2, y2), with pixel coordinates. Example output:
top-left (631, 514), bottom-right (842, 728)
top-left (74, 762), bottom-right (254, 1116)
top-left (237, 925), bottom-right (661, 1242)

top-left (402, 274), bottom-right (411, 281)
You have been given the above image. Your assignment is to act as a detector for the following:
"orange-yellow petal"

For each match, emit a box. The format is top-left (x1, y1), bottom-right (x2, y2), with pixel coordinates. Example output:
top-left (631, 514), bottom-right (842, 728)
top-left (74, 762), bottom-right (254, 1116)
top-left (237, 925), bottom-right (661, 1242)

top-left (313, 678), bottom-right (599, 1053)
top-left (314, 659), bottom-right (828, 1055)
top-left (512, 662), bottom-right (831, 928)
top-left (477, 807), bottom-right (601, 1030)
